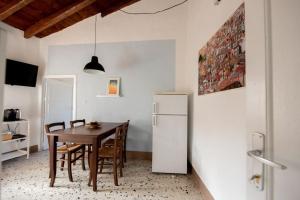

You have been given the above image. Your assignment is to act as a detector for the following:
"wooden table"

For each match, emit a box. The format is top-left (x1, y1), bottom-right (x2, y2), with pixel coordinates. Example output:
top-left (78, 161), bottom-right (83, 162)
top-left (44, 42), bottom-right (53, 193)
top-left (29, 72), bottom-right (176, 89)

top-left (47, 122), bottom-right (124, 191)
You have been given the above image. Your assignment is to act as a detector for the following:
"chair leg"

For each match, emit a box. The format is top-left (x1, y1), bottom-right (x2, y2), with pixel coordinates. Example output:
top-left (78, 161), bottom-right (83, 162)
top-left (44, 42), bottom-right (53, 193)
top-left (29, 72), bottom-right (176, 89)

top-left (73, 152), bottom-right (76, 165)
top-left (88, 172), bottom-right (92, 186)
top-left (67, 152), bottom-right (73, 182)
top-left (88, 156), bottom-right (92, 186)
top-left (124, 147), bottom-right (127, 163)
top-left (60, 153), bottom-right (65, 171)
top-left (119, 159), bottom-right (123, 177)
top-left (99, 158), bottom-right (104, 173)
top-left (82, 146), bottom-right (86, 170)
top-left (113, 157), bottom-right (118, 186)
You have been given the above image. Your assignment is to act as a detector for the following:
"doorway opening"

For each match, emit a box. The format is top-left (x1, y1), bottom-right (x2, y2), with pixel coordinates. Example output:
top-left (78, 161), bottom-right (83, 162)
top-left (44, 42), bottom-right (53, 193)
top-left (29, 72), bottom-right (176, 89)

top-left (41, 75), bottom-right (76, 150)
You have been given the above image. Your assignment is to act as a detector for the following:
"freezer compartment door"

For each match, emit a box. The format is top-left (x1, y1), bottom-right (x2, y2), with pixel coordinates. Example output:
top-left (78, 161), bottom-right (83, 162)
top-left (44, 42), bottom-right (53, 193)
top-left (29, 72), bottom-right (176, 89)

top-left (152, 115), bottom-right (187, 174)
top-left (153, 95), bottom-right (187, 115)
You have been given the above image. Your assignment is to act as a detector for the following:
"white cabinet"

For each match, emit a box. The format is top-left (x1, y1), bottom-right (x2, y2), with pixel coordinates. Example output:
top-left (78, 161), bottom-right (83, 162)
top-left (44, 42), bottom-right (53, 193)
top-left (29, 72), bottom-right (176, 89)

top-left (1, 120), bottom-right (30, 161)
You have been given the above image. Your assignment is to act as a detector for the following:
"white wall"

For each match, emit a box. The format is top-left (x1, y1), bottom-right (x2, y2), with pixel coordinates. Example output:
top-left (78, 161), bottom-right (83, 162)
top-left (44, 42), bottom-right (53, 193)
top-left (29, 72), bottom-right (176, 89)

top-left (0, 22), bottom-right (41, 148)
top-left (183, 0), bottom-right (247, 200)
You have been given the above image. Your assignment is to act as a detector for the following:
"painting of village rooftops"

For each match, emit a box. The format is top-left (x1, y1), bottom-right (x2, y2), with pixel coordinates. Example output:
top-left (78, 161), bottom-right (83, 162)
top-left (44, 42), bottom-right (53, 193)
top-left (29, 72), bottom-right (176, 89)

top-left (198, 3), bottom-right (245, 95)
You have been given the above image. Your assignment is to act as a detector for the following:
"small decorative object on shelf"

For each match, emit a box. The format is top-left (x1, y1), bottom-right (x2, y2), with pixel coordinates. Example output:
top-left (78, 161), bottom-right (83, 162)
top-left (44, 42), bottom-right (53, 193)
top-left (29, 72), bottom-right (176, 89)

top-left (1, 119), bottom-right (30, 162)
top-left (2, 132), bottom-right (12, 141)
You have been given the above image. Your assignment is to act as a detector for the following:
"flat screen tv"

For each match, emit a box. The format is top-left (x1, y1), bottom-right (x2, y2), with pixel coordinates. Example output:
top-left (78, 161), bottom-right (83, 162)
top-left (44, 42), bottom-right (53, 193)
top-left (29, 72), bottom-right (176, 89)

top-left (5, 59), bottom-right (38, 87)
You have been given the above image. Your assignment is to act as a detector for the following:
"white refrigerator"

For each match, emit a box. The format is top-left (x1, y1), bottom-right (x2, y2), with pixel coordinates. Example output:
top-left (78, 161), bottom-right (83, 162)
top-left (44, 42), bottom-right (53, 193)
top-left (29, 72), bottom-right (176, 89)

top-left (152, 93), bottom-right (188, 174)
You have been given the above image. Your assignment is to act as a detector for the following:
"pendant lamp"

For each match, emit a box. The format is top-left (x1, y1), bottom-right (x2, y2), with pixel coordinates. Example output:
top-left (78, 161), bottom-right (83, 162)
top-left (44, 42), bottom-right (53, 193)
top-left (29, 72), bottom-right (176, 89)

top-left (84, 15), bottom-right (105, 73)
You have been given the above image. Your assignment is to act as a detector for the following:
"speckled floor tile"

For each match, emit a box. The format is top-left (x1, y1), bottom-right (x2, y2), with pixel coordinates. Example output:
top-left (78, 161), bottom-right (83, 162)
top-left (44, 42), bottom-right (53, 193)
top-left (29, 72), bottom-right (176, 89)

top-left (1, 151), bottom-right (202, 200)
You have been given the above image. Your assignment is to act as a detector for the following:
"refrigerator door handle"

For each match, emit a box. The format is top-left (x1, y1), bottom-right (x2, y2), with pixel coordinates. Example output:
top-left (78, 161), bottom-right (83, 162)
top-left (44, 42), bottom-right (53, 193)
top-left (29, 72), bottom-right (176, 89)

top-left (152, 115), bottom-right (156, 126)
top-left (153, 115), bottom-right (158, 126)
top-left (153, 102), bottom-right (158, 114)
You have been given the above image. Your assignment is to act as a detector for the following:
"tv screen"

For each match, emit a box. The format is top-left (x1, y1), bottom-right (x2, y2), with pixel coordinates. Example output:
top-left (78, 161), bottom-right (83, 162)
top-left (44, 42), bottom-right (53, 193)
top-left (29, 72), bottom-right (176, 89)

top-left (5, 59), bottom-right (38, 87)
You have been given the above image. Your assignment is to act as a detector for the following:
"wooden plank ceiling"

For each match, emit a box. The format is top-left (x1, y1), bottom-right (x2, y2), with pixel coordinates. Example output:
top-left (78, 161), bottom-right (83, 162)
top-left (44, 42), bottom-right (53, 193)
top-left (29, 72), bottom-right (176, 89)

top-left (0, 0), bottom-right (140, 38)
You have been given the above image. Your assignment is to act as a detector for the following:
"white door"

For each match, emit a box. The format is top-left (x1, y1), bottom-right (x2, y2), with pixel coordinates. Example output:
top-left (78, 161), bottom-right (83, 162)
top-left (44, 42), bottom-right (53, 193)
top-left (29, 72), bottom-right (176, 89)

top-left (153, 95), bottom-right (187, 115)
top-left (246, 0), bottom-right (300, 199)
top-left (42, 77), bottom-right (76, 150)
top-left (152, 115), bottom-right (187, 174)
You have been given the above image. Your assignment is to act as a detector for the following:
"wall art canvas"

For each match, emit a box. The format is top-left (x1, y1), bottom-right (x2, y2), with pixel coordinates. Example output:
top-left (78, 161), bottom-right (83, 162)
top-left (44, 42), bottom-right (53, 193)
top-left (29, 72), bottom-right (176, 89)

top-left (107, 77), bottom-right (120, 96)
top-left (198, 3), bottom-right (245, 95)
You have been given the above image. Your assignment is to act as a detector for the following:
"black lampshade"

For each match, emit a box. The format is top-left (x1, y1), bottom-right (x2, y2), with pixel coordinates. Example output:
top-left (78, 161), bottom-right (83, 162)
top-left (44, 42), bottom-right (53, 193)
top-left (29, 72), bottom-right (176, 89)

top-left (83, 56), bottom-right (105, 74)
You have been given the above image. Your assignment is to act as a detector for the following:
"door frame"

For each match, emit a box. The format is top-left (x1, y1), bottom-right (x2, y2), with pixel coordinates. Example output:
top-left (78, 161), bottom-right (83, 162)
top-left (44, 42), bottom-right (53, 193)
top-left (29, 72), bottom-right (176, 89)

top-left (246, 0), bottom-right (273, 199)
top-left (40, 75), bottom-right (77, 150)
top-left (0, 29), bottom-right (7, 163)
top-left (264, 0), bottom-right (274, 199)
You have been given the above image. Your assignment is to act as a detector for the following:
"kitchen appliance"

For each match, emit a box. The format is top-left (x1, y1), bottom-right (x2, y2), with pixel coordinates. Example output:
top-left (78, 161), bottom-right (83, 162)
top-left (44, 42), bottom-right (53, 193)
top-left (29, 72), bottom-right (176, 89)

top-left (152, 92), bottom-right (188, 174)
top-left (3, 109), bottom-right (21, 121)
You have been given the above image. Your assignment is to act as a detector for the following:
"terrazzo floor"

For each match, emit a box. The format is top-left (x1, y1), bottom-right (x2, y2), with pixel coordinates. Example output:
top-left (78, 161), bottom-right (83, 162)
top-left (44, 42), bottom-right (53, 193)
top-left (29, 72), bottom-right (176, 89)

top-left (1, 151), bottom-right (202, 200)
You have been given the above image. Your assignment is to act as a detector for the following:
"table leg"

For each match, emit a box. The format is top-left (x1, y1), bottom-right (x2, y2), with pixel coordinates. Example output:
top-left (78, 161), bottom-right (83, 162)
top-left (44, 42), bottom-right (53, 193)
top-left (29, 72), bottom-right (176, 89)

top-left (91, 138), bottom-right (99, 191)
top-left (49, 135), bottom-right (57, 187)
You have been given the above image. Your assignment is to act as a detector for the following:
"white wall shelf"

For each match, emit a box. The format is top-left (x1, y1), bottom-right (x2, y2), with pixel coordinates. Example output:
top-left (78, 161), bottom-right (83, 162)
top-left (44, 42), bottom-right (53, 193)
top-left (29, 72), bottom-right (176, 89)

top-left (1, 120), bottom-right (30, 162)
top-left (96, 95), bottom-right (121, 98)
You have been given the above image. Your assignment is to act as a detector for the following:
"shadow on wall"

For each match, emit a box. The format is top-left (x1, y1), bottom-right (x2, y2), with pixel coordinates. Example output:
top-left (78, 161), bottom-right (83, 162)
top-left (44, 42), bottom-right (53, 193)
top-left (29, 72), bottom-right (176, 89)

top-left (116, 46), bottom-right (141, 69)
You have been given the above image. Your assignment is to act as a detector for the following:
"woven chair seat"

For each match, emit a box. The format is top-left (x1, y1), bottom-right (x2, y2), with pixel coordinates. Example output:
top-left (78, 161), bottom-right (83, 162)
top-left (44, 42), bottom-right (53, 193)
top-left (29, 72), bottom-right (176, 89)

top-left (103, 138), bottom-right (123, 147)
top-left (57, 144), bottom-right (82, 153)
top-left (103, 138), bottom-right (114, 146)
top-left (98, 146), bottom-right (121, 158)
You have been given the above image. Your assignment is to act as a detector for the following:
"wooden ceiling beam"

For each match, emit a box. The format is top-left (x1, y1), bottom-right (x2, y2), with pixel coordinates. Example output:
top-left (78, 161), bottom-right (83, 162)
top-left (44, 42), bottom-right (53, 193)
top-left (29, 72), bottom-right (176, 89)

top-left (101, 0), bottom-right (140, 17)
top-left (24, 0), bottom-right (96, 38)
top-left (0, 0), bottom-right (35, 21)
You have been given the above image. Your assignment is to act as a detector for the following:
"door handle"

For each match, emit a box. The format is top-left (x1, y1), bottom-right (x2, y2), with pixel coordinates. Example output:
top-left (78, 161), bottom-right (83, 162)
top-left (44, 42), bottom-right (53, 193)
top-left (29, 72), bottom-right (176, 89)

top-left (247, 150), bottom-right (287, 170)
top-left (152, 115), bottom-right (157, 126)
top-left (153, 102), bottom-right (157, 114)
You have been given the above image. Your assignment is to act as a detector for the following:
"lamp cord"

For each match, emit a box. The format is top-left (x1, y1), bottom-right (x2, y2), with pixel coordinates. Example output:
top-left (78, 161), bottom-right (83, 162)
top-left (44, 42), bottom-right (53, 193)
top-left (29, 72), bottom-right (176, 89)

top-left (120, 0), bottom-right (188, 15)
top-left (94, 15), bottom-right (97, 56)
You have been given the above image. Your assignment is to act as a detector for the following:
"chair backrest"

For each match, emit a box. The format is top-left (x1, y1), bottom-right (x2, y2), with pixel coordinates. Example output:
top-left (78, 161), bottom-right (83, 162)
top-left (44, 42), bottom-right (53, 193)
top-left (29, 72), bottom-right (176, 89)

top-left (45, 122), bottom-right (65, 147)
top-left (70, 119), bottom-right (86, 128)
top-left (123, 120), bottom-right (130, 147)
top-left (113, 125), bottom-right (126, 157)
top-left (45, 122), bottom-right (65, 133)
top-left (124, 120), bottom-right (130, 136)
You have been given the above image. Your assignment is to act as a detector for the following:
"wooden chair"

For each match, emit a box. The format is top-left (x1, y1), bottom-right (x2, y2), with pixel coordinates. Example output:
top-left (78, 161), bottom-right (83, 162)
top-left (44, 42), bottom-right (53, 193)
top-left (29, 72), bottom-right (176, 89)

top-left (45, 122), bottom-right (86, 182)
top-left (102, 120), bottom-right (130, 164)
top-left (70, 119), bottom-right (86, 128)
top-left (70, 119), bottom-right (91, 168)
top-left (89, 125), bottom-right (125, 186)
top-left (70, 119), bottom-right (86, 165)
